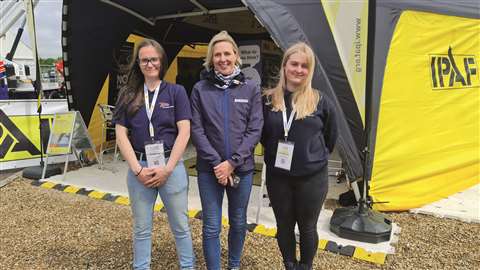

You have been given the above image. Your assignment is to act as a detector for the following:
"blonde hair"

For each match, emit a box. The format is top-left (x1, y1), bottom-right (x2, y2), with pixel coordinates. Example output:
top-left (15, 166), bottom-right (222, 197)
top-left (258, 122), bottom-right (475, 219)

top-left (264, 42), bottom-right (319, 119)
top-left (203, 30), bottom-right (242, 70)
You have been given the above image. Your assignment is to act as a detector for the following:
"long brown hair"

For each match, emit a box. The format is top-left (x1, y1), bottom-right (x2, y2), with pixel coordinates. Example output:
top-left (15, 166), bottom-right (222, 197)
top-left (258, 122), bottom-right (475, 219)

top-left (114, 38), bottom-right (168, 118)
top-left (263, 42), bottom-right (319, 119)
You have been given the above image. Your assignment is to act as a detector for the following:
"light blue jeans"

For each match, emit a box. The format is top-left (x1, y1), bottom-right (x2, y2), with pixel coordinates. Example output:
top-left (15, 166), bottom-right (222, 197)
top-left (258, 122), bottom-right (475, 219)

top-left (198, 171), bottom-right (253, 270)
top-left (127, 160), bottom-right (195, 270)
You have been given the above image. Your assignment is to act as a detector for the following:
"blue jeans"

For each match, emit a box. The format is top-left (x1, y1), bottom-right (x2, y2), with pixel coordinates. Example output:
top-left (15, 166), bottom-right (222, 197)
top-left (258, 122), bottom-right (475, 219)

top-left (197, 171), bottom-right (253, 270)
top-left (127, 160), bottom-right (195, 270)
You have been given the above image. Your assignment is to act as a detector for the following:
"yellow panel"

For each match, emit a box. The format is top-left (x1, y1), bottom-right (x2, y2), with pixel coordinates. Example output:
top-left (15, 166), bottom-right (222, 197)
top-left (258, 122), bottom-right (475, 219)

top-left (40, 181), bottom-right (56, 189)
top-left (87, 76), bottom-right (109, 151)
top-left (88, 190), bottom-right (106, 199)
top-left (64, 186), bottom-right (80, 194)
top-left (321, 0), bottom-right (369, 123)
top-left (352, 247), bottom-right (386, 265)
top-left (126, 34), bottom-right (144, 48)
top-left (114, 196), bottom-right (130, 206)
top-left (176, 45), bottom-right (208, 59)
top-left (0, 115), bottom-right (54, 161)
top-left (254, 144), bottom-right (263, 156)
top-left (164, 45), bottom-right (207, 83)
top-left (187, 209), bottom-right (200, 218)
top-left (253, 224), bottom-right (277, 237)
top-left (47, 112), bottom-right (76, 155)
top-left (321, 1), bottom-right (341, 25)
top-left (371, 11), bottom-right (480, 211)
top-left (154, 203), bottom-right (164, 212)
top-left (164, 57), bottom-right (178, 84)
top-left (318, 239), bottom-right (328, 250)
top-left (221, 216), bottom-right (229, 227)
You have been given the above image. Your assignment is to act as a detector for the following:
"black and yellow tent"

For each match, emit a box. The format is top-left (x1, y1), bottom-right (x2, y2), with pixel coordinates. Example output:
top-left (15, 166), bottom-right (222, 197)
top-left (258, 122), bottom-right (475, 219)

top-left (61, 0), bottom-right (479, 211)
top-left (366, 1), bottom-right (479, 210)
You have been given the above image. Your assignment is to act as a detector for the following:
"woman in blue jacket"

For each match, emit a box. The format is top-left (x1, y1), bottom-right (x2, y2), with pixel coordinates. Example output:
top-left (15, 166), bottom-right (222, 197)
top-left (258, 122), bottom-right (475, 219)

top-left (190, 31), bottom-right (263, 270)
top-left (261, 42), bottom-right (338, 270)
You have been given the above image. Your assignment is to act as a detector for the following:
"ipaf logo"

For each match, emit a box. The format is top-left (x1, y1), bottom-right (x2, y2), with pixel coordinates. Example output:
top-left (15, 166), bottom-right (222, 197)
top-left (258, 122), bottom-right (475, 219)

top-left (430, 47), bottom-right (478, 90)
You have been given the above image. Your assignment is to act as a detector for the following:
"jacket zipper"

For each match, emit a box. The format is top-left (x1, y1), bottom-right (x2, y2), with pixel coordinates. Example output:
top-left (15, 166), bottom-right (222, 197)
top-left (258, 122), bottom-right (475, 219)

top-left (223, 89), bottom-right (231, 159)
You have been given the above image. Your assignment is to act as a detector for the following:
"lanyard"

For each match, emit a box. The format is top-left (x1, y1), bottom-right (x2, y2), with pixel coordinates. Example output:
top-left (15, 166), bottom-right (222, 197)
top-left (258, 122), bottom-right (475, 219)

top-left (144, 82), bottom-right (161, 139)
top-left (282, 106), bottom-right (296, 141)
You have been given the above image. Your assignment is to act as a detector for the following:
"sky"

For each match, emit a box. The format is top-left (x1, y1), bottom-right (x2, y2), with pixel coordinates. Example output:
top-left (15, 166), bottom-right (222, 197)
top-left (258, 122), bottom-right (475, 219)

top-left (2, 0), bottom-right (63, 58)
top-left (35, 1), bottom-right (62, 58)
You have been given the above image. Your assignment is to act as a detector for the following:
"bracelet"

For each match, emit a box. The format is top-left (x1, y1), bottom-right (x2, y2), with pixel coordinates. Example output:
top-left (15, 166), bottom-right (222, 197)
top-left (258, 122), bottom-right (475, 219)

top-left (135, 166), bottom-right (143, 176)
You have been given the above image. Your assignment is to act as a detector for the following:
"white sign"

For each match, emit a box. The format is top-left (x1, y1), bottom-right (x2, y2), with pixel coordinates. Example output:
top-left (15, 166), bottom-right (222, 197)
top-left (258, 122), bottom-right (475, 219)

top-left (239, 45), bottom-right (261, 68)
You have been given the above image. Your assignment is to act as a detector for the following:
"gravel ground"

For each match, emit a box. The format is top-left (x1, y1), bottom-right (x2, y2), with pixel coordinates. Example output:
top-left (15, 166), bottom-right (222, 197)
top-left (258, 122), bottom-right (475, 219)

top-left (0, 178), bottom-right (479, 270)
top-left (0, 169), bottom-right (21, 181)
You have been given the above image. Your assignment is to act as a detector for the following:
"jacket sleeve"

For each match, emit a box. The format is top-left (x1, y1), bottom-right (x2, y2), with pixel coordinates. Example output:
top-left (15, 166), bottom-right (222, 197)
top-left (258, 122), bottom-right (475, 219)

top-left (228, 85), bottom-right (264, 168)
top-left (322, 95), bottom-right (338, 153)
top-left (190, 85), bottom-right (222, 167)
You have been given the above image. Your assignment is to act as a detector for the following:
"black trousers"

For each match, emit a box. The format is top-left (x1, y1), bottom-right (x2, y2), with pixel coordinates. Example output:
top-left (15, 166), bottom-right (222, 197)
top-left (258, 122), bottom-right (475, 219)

top-left (266, 165), bottom-right (329, 266)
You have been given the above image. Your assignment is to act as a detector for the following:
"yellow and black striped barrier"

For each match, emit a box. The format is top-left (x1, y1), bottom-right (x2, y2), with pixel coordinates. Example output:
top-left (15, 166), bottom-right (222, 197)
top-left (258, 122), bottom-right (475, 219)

top-left (31, 180), bottom-right (387, 265)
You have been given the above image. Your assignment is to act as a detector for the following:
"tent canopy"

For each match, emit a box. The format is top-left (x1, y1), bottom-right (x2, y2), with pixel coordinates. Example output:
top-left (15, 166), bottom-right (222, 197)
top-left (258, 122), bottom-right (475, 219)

top-left (62, 0), bottom-right (479, 211)
top-left (63, 0), bottom-right (365, 182)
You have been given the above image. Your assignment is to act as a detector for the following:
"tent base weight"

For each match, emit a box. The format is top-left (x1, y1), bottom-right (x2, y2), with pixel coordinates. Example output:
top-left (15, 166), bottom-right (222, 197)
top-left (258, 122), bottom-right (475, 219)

top-left (330, 205), bottom-right (392, 244)
top-left (22, 166), bottom-right (62, 180)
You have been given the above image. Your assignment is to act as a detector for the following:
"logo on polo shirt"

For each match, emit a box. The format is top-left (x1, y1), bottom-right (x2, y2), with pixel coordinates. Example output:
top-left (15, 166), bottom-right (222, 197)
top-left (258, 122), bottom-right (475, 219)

top-left (159, 102), bottom-right (174, 109)
top-left (430, 47), bottom-right (478, 90)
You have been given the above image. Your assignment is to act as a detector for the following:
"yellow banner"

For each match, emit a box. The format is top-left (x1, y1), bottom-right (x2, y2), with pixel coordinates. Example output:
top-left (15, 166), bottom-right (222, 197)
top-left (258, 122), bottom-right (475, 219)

top-left (0, 112), bottom-right (54, 161)
top-left (321, 0), bottom-right (369, 123)
top-left (371, 11), bottom-right (480, 211)
top-left (47, 112), bottom-right (76, 155)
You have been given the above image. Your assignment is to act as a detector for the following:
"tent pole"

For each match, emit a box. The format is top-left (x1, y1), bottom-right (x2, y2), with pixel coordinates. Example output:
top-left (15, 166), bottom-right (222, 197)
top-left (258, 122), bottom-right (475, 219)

top-left (362, 0), bottom-right (377, 204)
top-left (189, 0), bottom-right (208, 13)
top-left (154, 7), bottom-right (248, 21)
top-left (22, 0), bottom-right (62, 180)
top-left (330, 0), bottom-right (392, 243)
top-left (99, 0), bottom-right (155, 26)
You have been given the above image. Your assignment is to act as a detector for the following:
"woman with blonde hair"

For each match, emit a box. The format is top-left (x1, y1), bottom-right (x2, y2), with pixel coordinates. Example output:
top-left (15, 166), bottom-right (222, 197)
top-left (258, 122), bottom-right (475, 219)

top-left (261, 42), bottom-right (338, 270)
top-left (190, 30), bottom-right (263, 270)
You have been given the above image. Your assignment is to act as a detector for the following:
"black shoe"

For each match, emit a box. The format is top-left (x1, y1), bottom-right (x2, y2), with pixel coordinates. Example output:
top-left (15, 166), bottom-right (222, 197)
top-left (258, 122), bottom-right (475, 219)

top-left (284, 261), bottom-right (297, 270)
top-left (296, 263), bottom-right (312, 270)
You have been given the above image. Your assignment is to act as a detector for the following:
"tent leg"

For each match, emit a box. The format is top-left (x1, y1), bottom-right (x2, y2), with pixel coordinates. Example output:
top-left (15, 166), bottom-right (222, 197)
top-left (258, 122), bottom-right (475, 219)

top-left (62, 154), bottom-right (69, 181)
top-left (41, 155), bottom-right (49, 179)
top-left (349, 177), bottom-right (362, 202)
top-left (255, 162), bottom-right (266, 225)
top-left (114, 142), bottom-right (119, 162)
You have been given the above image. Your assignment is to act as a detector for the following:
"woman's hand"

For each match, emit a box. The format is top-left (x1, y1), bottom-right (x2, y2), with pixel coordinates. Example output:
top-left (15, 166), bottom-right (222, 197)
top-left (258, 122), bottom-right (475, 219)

top-left (144, 166), bottom-right (173, 188)
top-left (136, 167), bottom-right (155, 184)
top-left (214, 161), bottom-right (234, 185)
top-left (216, 175), bottom-right (228, 186)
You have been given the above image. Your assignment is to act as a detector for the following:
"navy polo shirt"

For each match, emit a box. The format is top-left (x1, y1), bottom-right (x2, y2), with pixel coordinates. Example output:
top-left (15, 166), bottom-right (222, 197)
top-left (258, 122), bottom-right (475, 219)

top-left (115, 82), bottom-right (192, 153)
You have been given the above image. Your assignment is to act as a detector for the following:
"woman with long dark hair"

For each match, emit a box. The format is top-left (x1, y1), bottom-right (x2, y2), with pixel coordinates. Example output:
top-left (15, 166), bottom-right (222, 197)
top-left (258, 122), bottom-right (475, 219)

top-left (114, 38), bottom-right (195, 270)
top-left (261, 42), bottom-right (338, 270)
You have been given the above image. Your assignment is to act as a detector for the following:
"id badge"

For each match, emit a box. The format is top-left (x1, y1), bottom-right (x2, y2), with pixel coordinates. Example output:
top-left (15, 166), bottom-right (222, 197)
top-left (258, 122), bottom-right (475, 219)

top-left (144, 140), bottom-right (165, 168)
top-left (274, 141), bottom-right (294, 171)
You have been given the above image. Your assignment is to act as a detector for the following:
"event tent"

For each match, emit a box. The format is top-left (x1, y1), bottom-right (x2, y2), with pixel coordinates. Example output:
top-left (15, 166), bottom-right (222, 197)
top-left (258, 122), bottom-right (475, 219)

top-left (61, 0), bottom-right (479, 211)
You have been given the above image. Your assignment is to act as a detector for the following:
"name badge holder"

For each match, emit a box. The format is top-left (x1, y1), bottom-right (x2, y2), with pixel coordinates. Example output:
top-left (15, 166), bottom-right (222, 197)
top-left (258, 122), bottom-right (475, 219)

top-left (274, 107), bottom-right (296, 171)
top-left (145, 139), bottom-right (165, 168)
top-left (143, 83), bottom-right (165, 168)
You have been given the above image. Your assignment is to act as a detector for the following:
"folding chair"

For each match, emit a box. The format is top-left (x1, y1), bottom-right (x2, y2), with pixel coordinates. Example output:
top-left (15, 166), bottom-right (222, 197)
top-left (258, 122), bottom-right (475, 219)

top-left (97, 104), bottom-right (118, 166)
